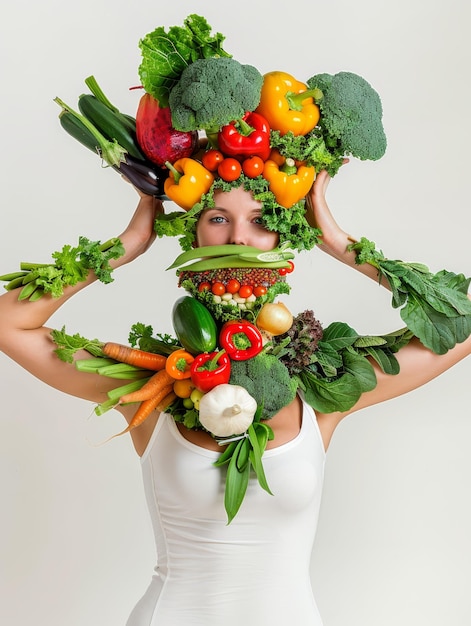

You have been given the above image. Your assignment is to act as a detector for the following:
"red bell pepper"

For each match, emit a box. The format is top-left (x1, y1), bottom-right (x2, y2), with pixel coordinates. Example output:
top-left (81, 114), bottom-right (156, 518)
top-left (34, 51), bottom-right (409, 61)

top-left (219, 321), bottom-right (263, 361)
top-left (190, 350), bottom-right (231, 392)
top-left (218, 112), bottom-right (271, 161)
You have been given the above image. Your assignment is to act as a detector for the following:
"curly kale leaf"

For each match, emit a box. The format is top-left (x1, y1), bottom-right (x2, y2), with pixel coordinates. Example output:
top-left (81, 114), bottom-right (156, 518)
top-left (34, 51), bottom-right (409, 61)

top-left (154, 203), bottom-right (204, 251)
top-left (269, 130), bottom-right (345, 177)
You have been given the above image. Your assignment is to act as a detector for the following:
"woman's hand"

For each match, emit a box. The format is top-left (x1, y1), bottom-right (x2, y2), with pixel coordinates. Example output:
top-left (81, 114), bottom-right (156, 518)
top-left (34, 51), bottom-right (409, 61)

top-left (115, 192), bottom-right (164, 267)
top-left (305, 165), bottom-right (382, 283)
top-left (305, 166), bottom-right (353, 262)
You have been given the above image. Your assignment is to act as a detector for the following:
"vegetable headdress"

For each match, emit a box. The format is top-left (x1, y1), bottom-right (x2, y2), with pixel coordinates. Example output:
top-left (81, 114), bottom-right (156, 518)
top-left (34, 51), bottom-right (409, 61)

top-left (136, 14), bottom-right (388, 252)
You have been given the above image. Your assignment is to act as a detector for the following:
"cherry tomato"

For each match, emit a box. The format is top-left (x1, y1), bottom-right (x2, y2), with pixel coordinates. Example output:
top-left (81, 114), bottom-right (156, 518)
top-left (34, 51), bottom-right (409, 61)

top-left (242, 156), bottom-right (264, 178)
top-left (211, 281), bottom-right (226, 296)
top-left (198, 281), bottom-right (211, 292)
top-left (218, 158), bottom-right (242, 182)
top-left (253, 285), bottom-right (267, 297)
top-left (238, 284), bottom-right (253, 298)
top-left (278, 261), bottom-right (295, 276)
top-left (202, 149), bottom-right (224, 171)
top-left (225, 278), bottom-right (241, 294)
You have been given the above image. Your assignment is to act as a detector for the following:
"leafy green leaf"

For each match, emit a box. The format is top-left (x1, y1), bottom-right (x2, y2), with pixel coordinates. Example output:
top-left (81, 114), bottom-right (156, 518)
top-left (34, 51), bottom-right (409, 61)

top-left (342, 349), bottom-right (378, 392)
top-left (214, 440), bottom-right (239, 467)
top-left (349, 237), bottom-right (471, 354)
top-left (400, 295), bottom-right (471, 355)
top-left (78, 236), bottom-right (124, 284)
top-left (353, 335), bottom-right (388, 348)
top-left (321, 321), bottom-right (359, 348)
top-left (248, 424), bottom-right (273, 495)
top-left (51, 326), bottom-right (104, 363)
top-left (300, 369), bottom-right (363, 413)
top-left (361, 346), bottom-right (400, 375)
top-left (154, 205), bottom-right (203, 251)
top-left (224, 438), bottom-right (250, 524)
top-left (138, 14), bottom-right (231, 107)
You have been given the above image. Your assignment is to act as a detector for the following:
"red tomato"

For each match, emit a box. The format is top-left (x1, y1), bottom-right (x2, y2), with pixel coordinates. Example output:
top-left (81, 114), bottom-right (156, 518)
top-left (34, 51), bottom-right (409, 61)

top-left (253, 285), bottom-right (267, 297)
top-left (286, 261), bottom-right (295, 273)
top-left (218, 158), bottom-right (242, 182)
top-left (211, 281), bottom-right (226, 296)
top-left (202, 149), bottom-right (224, 171)
top-left (238, 284), bottom-right (253, 298)
top-left (242, 156), bottom-right (264, 178)
top-left (226, 278), bottom-right (241, 294)
top-left (198, 281), bottom-right (211, 292)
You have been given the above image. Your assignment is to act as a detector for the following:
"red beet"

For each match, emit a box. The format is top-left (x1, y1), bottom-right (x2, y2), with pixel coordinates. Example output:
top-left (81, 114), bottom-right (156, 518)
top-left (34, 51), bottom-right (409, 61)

top-left (136, 93), bottom-right (198, 167)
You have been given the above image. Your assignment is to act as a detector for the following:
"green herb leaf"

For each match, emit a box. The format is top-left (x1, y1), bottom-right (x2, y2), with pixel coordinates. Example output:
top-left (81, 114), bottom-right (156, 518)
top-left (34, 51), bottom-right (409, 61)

top-left (51, 326), bottom-right (104, 363)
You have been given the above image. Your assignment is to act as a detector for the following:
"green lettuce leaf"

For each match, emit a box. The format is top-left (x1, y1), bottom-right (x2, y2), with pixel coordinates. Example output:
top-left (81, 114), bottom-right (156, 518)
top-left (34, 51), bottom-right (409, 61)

top-left (138, 14), bottom-right (231, 107)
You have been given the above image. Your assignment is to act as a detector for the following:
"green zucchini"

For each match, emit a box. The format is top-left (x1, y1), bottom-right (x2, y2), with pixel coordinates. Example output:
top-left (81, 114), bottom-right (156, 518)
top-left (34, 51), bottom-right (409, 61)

top-left (59, 110), bottom-right (100, 153)
top-left (78, 94), bottom-right (145, 160)
top-left (172, 296), bottom-right (217, 355)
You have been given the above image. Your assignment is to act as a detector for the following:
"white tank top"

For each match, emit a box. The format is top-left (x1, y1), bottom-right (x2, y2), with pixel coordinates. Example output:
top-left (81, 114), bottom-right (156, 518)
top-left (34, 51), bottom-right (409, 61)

top-left (127, 396), bottom-right (326, 626)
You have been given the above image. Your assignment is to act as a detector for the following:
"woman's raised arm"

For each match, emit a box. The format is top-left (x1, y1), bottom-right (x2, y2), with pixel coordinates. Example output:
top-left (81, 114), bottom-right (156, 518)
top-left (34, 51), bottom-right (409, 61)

top-left (307, 170), bottom-right (471, 442)
top-left (0, 193), bottom-right (163, 404)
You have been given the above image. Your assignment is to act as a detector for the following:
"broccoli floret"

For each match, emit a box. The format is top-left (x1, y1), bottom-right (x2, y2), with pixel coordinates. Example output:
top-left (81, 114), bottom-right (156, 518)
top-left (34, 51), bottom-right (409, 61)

top-left (229, 352), bottom-right (298, 420)
top-left (307, 71), bottom-right (387, 162)
top-left (169, 57), bottom-right (263, 138)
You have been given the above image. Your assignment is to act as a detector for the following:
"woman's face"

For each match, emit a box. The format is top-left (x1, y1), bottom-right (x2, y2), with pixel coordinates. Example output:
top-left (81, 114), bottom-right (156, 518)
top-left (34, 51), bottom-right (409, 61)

top-left (195, 186), bottom-right (279, 251)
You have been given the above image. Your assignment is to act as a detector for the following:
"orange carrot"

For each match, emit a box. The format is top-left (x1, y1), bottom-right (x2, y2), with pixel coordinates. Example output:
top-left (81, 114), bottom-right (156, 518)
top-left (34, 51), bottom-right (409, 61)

top-left (102, 342), bottom-right (167, 371)
top-left (110, 383), bottom-right (174, 439)
top-left (118, 369), bottom-right (175, 404)
top-left (156, 391), bottom-right (177, 412)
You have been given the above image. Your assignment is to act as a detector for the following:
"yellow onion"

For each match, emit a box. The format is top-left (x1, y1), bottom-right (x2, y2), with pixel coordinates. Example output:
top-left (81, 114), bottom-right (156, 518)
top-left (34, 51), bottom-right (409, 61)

top-left (256, 301), bottom-right (293, 336)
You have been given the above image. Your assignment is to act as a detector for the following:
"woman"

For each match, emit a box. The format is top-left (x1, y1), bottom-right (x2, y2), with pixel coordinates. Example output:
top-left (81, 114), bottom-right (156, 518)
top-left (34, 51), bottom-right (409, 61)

top-left (0, 170), bottom-right (470, 626)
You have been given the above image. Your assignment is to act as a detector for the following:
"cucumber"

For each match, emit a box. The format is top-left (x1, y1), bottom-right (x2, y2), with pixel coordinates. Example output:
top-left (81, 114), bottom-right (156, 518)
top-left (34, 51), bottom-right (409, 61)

top-left (78, 94), bottom-right (145, 160)
top-left (172, 296), bottom-right (218, 355)
top-left (59, 110), bottom-right (100, 153)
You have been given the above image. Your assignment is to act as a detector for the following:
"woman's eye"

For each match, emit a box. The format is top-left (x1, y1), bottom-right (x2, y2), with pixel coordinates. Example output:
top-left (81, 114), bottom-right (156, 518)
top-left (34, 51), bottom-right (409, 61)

top-left (209, 216), bottom-right (226, 223)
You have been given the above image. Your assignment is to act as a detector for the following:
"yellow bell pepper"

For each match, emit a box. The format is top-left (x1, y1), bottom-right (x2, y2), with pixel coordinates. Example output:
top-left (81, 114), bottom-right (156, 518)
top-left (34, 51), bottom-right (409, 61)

top-left (164, 158), bottom-right (214, 211)
top-left (263, 150), bottom-right (315, 208)
top-left (256, 71), bottom-right (321, 136)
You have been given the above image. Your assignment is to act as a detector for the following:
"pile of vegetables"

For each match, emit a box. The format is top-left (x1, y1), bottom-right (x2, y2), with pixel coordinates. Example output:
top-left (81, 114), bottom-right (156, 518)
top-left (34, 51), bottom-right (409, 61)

top-left (55, 13), bottom-right (388, 252)
top-left (14, 236), bottom-right (462, 523)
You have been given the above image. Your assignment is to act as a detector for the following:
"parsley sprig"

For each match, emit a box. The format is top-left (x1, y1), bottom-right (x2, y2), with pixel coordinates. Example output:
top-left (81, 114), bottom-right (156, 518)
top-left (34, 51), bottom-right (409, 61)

top-left (0, 237), bottom-right (124, 301)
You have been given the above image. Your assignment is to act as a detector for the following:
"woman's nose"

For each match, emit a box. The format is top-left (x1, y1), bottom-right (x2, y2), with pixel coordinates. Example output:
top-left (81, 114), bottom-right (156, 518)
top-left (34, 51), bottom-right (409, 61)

top-left (229, 225), bottom-right (247, 245)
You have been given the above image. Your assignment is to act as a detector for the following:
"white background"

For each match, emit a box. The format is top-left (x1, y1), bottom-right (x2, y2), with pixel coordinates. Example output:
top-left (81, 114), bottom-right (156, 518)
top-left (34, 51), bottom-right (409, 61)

top-left (1, 1), bottom-right (470, 624)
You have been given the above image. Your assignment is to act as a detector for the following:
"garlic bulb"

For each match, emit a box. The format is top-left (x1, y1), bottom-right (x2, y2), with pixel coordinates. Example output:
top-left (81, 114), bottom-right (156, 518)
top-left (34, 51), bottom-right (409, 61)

top-left (198, 384), bottom-right (257, 437)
